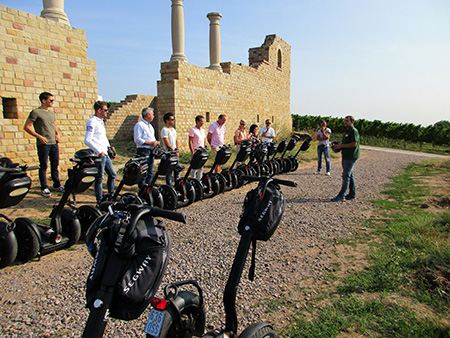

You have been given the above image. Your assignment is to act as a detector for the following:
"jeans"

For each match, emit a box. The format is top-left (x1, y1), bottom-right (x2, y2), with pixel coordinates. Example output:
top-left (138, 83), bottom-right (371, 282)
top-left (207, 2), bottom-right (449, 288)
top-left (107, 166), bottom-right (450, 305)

top-left (166, 158), bottom-right (180, 185)
top-left (37, 144), bottom-right (61, 190)
top-left (136, 148), bottom-right (154, 188)
top-left (338, 159), bottom-right (356, 198)
top-left (317, 145), bottom-right (330, 173)
top-left (94, 154), bottom-right (116, 203)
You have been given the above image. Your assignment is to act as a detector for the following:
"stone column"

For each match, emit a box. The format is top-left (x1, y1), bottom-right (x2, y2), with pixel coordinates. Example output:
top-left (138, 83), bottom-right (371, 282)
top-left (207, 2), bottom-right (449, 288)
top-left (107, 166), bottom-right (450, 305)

top-left (207, 12), bottom-right (223, 72)
top-left (170, 0), bottom-right (187, 62)
top-left (40, 0), bottom-right (70, 25)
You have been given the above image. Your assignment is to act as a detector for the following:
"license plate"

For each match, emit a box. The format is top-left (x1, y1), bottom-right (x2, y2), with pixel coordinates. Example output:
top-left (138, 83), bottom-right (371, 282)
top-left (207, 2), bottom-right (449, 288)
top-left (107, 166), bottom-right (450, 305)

top-left (145, 308), bottom-right (165, 337)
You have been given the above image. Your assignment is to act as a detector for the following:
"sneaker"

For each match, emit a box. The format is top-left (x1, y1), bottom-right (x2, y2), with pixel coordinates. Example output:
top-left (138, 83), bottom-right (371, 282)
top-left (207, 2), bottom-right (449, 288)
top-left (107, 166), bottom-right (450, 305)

top-left (314, 171), bottom-right (321, 175)
top-left (326, 172), bottom-right (331, 176)
top-left (331, 195), bottom-right (345, 202)
top-left (41, 188), bottom-right (51, 197)
top-left (345, 194), bottom-right (356, 200)
top-left (54, 185), bottom-right (65, 193)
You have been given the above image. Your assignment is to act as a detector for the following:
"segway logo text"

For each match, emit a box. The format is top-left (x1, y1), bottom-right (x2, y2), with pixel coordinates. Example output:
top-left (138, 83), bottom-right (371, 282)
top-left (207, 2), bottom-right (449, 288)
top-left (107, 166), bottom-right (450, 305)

top-left (123, 255), bottom-right (152, 294)
top-left (258, 200), bottom-right (272, 222)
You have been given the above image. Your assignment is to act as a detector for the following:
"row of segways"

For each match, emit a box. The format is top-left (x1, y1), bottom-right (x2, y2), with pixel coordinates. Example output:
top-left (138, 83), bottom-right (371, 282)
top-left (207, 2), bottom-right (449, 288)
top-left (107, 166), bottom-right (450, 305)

top-left (127, 135), bottom-right (312, 212)
top-left (0, 150), bottom-right (101, 268)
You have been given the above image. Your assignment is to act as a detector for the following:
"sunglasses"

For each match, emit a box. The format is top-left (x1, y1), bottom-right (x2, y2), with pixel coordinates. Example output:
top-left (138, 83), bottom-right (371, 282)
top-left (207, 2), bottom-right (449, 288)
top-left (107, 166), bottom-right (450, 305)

top-left (169, 118), bottom-right (175, 121)
top-left (49, 99), bottom-right (54, 102)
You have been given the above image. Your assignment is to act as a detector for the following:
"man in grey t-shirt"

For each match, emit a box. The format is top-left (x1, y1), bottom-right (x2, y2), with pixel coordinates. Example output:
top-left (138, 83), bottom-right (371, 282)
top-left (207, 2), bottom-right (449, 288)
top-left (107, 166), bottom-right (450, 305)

top-left (24, 92), bottom-right (64, 197)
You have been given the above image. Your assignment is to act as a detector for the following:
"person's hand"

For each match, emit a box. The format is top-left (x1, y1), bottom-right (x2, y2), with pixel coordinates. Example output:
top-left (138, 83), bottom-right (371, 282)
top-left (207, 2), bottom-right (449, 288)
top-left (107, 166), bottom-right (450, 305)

top-left (38, 135), bottom-right (48, 144)
top-left (99, 152), bottom-right (106, 157)
top-left (334, 143), bottom-right (343, 150)
top-left (55, 134), bottom-right (60, 143)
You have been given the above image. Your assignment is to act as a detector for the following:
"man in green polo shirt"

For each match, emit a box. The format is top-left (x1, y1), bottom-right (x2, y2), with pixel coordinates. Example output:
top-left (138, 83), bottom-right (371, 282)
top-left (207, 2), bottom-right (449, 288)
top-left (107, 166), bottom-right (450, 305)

top-left (331, 115), bottom-right (360, 201)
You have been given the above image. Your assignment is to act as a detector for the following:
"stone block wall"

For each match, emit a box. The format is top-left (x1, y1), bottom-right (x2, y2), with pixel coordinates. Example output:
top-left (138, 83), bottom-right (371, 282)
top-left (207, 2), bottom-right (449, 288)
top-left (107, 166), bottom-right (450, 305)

top-left (157, 35), bottom-right (292, 150)
top-left (105, 94), bottom-right (157, 143)
top-left (0, 5), bottom-right (97, 174)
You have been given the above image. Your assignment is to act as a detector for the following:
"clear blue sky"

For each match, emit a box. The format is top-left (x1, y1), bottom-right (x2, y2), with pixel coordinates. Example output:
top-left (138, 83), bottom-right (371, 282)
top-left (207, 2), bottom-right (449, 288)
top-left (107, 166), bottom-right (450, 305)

top-left (3, 0), bottom-right (450, 126)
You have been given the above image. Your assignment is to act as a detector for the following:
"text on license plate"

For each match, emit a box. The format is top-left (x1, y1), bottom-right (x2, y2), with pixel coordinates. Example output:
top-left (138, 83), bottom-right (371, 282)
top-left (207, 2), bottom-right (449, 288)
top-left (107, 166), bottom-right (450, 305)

top-left (145, 308), bottom-right (165, 337)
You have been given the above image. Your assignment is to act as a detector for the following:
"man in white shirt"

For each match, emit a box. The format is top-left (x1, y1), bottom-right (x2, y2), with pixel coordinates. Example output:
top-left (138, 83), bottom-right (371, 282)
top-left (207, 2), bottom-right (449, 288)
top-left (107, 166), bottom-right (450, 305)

top-left (260, 119), bottom-right (275, 143)
top-left (134, 107), bottom-right (160, 188)
top-left (161, 112), bottom-right (180, 185)
top-left (84, 101), bottom-right (117, 203)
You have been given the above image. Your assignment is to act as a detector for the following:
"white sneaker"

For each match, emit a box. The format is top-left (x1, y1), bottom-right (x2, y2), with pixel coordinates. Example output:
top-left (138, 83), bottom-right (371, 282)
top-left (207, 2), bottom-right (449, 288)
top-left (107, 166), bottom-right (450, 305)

top-left (326, 172), bottom-right (330, 176)
top-left (41, 188), bottom-right (51, 197)
top-left (314, 171), bottom-right (321, 175)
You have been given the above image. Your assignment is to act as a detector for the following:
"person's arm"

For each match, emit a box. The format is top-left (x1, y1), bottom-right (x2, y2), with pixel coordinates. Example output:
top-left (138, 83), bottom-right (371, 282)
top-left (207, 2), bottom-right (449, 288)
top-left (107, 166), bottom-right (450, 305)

top-left (189, 136), bottom-right (195, 154)
top-left (207, 132), bottom-right (212, 145)
top-left (335, 141), bottom-right (358, 150)
top-left (55, 125), bottom-right (60, 143)
top-left (176, 137), bottom-right (180, 157)
top-left (24, 118), bottom-right (48, 144)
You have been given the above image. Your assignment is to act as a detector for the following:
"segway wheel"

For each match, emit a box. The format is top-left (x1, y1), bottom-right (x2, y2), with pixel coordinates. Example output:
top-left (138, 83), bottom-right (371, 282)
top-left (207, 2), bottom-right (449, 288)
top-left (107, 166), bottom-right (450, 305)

top-left (234, 168), bottom-right (245, 188)
top-left (187, 178), bottom-right (204, 201)
top-left (229, 170), bottom-right (239, 189)
top-left (77, 205), bottom-right (102, 240)
top-left (290, 158), bottom-right (299, 171)
top-left (184, 181), bottom-right (196, 206)
top-left (151, 188), bottom-right (164, 208)
top-left (14, 218), bottom-right (39, 263)
top-left (261, 163), bottom-right (270, 176)
top-left (61, 208), bottom-right (82, 248)
top-left (282, 158), bottom-right (292, 173)
top-left (209, 175), bottom-right (220, 197)
top-left (0, 222), bottom-right (18, 268)
top-left (159, 185), bottom-right (178, 210)
top-left (213, 173), bottom-right (226, 194)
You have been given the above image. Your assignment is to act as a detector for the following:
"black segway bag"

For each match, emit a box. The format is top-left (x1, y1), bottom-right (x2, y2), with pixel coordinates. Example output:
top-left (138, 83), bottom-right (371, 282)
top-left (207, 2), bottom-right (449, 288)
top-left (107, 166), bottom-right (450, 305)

top-left (191, 148), bottom-right (209, 170)
top-left (86, 208), bottom-right (171, 321)
top-left (236, 140), bottom-right (252, 162)
top-left (215, 146), bottom-right (232, 165)
top-left (0, 157), bottom-right (32, 208)
top-left (238, 182), bottom-right (285, 241)
top-left (122, 158), bottom-right (148, 186)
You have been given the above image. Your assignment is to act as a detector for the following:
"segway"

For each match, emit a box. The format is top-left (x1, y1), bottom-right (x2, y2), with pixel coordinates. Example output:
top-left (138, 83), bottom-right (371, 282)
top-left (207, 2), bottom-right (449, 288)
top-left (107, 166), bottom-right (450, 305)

top-left (82, 202), bottom-right (187, 338)
top-left (0, 158), bottom-right (38, 268)
top-left (263, 141), bottom-right (279, 176)
top-left (249, 142), bottom-right (270, 177)
top-left (287, 136), bottom-right (312, 171)
top-left (201, 145), bottom-right (232, 199)
top-left (270, 139), bottom-right (288, 174)
top-left (174, 147), bottom-right (209, 206)
top-left (139, 147), bottom-right (179, 210)
top-left (13, 149), bottom-right (98, 262)
top-left (146, 176), bottom-right (297, 338)
top-left (221, 140), bottom-right (251, 190)
top-left (277, 135), bottom-right (301, 174)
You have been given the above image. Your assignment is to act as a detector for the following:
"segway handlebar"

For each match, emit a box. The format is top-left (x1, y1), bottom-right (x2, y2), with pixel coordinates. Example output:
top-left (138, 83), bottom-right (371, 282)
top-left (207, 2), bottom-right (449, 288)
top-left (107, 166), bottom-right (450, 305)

top-left (100, 202), bottom-right (187, 224)
top-left (240, 175), bottom-right (297, 187)
top-left (0, 164), bottom-right (39, 173)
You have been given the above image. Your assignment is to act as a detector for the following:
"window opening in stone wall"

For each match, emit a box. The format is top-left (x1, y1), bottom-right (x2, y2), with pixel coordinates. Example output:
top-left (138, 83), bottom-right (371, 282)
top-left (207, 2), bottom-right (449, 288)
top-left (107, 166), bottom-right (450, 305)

top-left (2, 98), bottom-right (18, 119)
top-left (206, 112), bottom-right (210, 122)
top-left (272, 116), bottom-right (274, 123)
top-left (257, 114), bottom-right (260, 123)
top-left (277, 49), bottom-right (282, 69)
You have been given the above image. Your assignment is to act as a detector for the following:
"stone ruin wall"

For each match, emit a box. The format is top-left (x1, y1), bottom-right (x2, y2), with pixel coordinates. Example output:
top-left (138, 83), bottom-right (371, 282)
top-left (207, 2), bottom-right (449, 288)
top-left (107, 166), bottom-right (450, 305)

top-left (156, 35), bottom-right (293, 149)
top-left (1, 4), bottom-right (293, 171)
top-left (0, 5), bottom-right (97, 173)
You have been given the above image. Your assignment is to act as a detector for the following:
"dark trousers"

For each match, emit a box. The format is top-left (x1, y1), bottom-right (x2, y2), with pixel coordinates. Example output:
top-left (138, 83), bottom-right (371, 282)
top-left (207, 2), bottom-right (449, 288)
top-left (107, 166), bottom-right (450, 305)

top-left (136, 148), bottom-right (154, 188)
top-left (37, 143), bottom-right (61, 190)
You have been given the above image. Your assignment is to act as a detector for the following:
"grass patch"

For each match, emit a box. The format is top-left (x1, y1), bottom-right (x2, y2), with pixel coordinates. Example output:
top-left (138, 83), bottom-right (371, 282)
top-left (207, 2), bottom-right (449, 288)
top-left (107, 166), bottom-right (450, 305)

top-left (283, 160), bottom-right (450, 337)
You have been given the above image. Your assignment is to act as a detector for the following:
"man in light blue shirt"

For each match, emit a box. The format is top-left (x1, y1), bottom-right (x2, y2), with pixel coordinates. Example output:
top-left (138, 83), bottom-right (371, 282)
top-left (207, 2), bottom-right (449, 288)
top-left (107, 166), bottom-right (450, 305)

top-left (134, 107), bottom-right (160, 188)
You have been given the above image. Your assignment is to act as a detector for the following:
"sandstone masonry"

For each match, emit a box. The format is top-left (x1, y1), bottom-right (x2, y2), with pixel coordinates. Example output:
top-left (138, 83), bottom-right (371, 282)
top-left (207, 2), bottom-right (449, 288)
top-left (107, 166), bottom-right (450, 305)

top-left (0, 5), bottom-right (97, 173)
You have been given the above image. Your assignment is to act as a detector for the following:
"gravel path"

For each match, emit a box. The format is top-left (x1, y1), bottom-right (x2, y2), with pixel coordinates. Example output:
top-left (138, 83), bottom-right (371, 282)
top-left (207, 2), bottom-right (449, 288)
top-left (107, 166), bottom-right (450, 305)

top-left (0, 148), bottom-right (443, 337)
